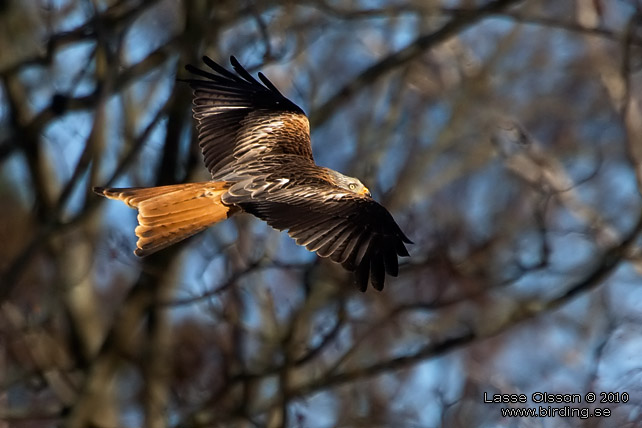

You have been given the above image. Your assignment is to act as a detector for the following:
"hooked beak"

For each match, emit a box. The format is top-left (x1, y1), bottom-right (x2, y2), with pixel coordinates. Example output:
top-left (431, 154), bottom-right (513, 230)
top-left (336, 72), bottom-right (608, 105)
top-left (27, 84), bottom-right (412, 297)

top-left (361, 187), bottom-right (371, 198)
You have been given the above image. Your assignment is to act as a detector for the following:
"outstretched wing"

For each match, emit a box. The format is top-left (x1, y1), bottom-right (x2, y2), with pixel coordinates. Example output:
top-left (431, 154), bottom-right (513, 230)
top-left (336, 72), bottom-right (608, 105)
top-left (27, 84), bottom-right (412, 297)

top-left (223, 177), bottom-right (412, 291)
top-left (184, 56), bottom-right (314, 180)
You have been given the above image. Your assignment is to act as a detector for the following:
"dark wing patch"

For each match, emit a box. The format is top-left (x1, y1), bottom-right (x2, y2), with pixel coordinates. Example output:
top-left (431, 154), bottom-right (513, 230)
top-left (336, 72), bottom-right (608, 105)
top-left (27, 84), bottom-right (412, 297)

top-left (224, 185), bottom-right (412, 291)
top-left (184, 56), bottom-right (314, 180)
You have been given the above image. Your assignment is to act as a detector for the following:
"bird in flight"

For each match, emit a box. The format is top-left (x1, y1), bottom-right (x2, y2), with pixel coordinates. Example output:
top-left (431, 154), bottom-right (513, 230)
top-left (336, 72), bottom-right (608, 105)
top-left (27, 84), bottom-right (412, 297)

top-left (94, 56), bottom-right (412, 291)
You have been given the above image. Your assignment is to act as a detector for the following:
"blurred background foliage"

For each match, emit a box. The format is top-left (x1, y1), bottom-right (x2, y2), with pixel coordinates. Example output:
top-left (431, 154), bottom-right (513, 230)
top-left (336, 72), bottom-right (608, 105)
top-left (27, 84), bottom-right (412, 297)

top-left (2, 0), bottom-right (642, 427)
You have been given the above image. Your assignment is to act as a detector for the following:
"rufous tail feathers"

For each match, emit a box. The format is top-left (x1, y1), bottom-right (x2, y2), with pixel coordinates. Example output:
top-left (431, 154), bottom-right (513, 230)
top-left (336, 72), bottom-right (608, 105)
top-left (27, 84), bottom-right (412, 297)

top-left (93, 182), bottom-right (237, 256)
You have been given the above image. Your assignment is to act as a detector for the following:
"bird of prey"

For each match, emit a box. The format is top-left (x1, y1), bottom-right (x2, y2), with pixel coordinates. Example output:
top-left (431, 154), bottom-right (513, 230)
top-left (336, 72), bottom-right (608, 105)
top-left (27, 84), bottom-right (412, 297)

top-left (94, 56), bottom-right (412, 291)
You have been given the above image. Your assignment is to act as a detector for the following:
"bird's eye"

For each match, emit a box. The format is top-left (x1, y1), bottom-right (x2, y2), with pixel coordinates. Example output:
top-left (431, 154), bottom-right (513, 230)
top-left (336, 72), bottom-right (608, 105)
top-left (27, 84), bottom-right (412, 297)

top-left (349, 183), bottom-right (357, 190)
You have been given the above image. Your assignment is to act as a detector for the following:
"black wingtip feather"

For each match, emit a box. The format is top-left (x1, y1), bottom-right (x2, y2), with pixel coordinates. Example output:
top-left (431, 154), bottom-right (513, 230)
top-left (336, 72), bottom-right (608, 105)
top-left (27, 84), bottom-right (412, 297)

top-left (396, 227), bottom-right (413, 245)
top-left (354, 259), bottom-right (369, 292)
top-left (383, 247), bottom-right (399, 277)
top-left (370, 253), bottom-right (385, 291)
top-left (184, 56), bottom-right (305, 116)
top-left (229, 56), bottom-right (261, 85)
top-left (258, 72), bottom-right (285, 97)
top-left (185, 62), bottom-right (223, 82)
top-left (203, 56), bottom-right (239, 80)
top-left (396, 241), bottom-right (410, 258)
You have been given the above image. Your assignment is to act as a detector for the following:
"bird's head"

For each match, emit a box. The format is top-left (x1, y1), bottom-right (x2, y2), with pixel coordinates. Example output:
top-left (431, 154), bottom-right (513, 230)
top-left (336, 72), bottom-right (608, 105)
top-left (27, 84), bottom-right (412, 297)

top-left (329, 170), bottom-right (371, 197)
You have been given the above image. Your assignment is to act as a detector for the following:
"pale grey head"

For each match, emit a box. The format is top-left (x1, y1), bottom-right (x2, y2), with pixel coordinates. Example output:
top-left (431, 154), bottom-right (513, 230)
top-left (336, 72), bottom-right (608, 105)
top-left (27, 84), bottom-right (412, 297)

top-left (326, 169), bottom-right (371, 197)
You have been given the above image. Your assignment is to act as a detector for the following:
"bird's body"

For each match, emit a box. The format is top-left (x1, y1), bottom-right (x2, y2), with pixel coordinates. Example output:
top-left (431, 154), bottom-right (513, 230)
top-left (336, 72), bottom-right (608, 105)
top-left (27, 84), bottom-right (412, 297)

top-left (94, 56), bottom-right (411, 291)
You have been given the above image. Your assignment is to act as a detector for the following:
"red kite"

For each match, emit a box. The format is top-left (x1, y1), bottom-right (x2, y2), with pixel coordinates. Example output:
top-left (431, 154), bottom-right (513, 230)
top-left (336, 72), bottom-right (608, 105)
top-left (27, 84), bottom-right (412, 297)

top-left (94, 56), bottom-right (412, 291)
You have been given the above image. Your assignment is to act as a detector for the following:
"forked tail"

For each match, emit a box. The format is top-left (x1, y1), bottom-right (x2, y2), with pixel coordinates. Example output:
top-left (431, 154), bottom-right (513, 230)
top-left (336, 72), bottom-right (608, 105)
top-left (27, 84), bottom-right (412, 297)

top-left (93, 182), bottom-right (236, 256)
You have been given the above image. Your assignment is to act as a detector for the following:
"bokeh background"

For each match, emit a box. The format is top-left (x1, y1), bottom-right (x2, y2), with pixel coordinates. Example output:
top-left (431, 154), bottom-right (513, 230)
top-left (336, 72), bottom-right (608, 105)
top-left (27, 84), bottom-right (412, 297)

top-left (2, 0), bottom-right (642, 427)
